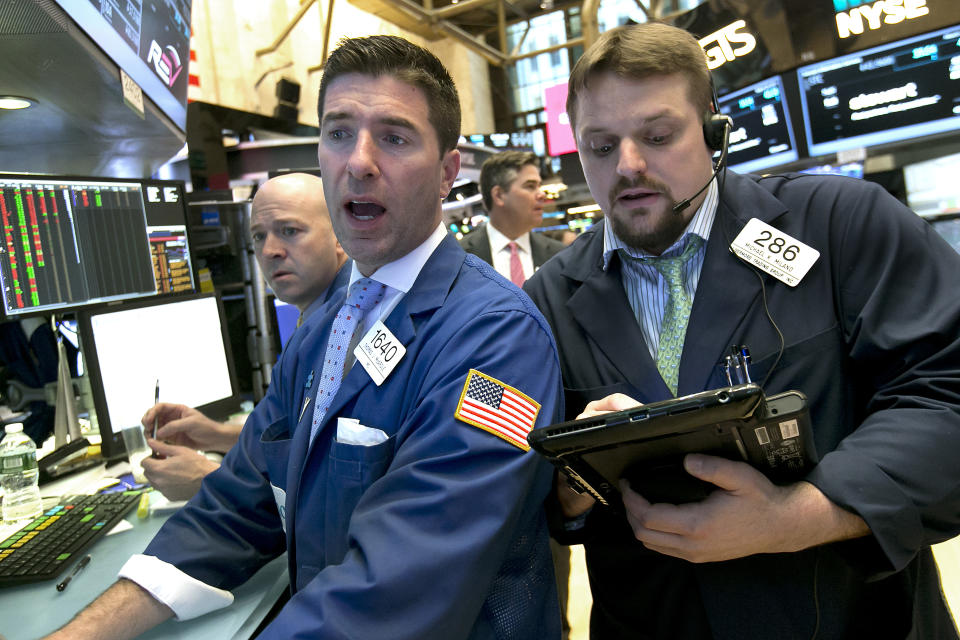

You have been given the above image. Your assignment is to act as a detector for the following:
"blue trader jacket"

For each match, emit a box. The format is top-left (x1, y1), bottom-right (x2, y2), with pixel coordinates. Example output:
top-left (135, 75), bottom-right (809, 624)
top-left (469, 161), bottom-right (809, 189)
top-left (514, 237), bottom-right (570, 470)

top-left (144, 235), bottom-right (564, 639)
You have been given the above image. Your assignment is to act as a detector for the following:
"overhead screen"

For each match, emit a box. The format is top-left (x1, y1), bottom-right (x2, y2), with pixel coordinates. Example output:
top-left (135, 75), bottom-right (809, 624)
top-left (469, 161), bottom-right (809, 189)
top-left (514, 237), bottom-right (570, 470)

top-left (797, 24), bottom-right (960, 157)
top-left (0, 175), bottom-right (195, 319)
top-left (673, 0), bottom-right (960, 96)
top-left (77, 293), bottom-right (239, 460)
top-left (718, 75), bottom-right (800, 174)
top-left (60, 0), bottom-right (192, 132)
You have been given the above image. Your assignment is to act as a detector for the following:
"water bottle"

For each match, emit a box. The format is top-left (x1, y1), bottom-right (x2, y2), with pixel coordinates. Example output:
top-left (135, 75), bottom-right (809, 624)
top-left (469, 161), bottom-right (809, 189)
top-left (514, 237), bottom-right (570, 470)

top-left (0, 423), bottom-right (43, 526)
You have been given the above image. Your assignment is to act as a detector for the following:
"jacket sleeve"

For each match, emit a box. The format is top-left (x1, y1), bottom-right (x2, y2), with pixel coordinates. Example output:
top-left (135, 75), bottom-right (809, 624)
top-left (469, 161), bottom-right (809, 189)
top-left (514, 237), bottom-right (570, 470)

top-left (802, 178), bottom-right (960, 574)
top-left (140, 334), bottom-right (304, 588)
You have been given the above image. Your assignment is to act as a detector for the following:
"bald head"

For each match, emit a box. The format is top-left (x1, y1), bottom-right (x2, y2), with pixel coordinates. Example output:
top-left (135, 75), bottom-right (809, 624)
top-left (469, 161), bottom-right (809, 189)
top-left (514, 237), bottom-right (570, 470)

top-left (250, 173), bottom-right (347, 312)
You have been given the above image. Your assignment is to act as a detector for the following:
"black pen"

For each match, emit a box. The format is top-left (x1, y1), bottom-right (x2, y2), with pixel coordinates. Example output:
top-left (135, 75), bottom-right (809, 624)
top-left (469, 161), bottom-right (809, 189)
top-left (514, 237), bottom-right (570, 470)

top-left (151, 379), bottom-right (161, 458)
top-left (152, 379), bottom-right (160, 439)
top-left (56, 554), bottom-right (91, 592)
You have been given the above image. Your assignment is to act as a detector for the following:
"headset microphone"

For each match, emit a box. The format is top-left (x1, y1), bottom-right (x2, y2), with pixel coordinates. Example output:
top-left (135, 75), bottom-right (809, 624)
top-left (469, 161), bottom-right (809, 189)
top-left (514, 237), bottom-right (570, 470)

top-left (672, 113), bottom-right (732, 214)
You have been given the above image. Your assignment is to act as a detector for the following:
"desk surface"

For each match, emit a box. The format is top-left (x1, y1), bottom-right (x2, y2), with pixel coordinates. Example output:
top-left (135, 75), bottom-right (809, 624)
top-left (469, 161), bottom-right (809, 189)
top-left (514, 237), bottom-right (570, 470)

top-left (0, 466), bottom-right (288, 640)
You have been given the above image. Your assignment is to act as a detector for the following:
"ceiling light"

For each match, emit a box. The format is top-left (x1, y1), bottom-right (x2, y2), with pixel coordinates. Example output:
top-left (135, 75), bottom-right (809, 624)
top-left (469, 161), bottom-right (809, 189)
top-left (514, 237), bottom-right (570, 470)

top-left (0, 96), bottom-right (34, 110)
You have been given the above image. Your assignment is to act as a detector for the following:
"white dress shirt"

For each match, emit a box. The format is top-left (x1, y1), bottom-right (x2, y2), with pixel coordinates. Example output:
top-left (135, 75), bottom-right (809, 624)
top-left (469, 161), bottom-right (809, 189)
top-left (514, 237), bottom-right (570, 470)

top-left (486, 223), bottom-right (534, 282)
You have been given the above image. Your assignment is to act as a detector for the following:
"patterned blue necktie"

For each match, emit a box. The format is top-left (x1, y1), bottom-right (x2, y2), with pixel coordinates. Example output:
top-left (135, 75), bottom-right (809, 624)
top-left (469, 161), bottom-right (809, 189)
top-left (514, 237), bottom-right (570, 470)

top-left (650, 236), bottom-right (704, 396)
top-left (310, 277), bottom-right (386, 440)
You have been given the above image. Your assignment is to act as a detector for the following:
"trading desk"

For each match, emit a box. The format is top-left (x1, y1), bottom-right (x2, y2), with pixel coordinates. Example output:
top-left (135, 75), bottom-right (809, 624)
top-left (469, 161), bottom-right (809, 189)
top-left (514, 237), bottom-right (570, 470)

top-left (0, 468), bottom-right (288, 639)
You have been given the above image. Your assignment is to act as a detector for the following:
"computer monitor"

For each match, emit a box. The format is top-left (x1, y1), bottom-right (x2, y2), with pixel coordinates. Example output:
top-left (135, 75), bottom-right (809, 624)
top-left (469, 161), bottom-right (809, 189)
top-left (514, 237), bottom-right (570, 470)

top-left (904, 152), bottom-right (960, 217)
top-left (76, 292), bottom-right (240, 461)
top-left (718, 75), bottom-right (800, 174)
top-left (796, 24), bottom-right (960, 157)
top-left (56, 0), bottom-right (192, 133)
top-left (926, 213), bottom-right (960, 255)
top-left (0, 174), bottom-right (195, 319)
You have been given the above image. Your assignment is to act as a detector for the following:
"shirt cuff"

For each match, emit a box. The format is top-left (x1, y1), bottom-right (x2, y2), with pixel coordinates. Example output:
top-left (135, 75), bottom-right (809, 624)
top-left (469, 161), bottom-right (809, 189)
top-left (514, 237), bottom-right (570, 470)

top-left (118, 554), bottom-right (234, 620)
top-left (563, 507), bottom-right (593, 532)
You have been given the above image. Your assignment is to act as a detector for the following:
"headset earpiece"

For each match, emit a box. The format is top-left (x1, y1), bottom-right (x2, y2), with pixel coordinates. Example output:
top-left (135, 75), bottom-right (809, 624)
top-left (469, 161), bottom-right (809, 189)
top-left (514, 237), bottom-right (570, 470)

top-left (702, 113), bottom-right (729, 152)
top-left (672, 73), bottom-right (732, 214)
top-left (702, 74), bottom-right (729, 152)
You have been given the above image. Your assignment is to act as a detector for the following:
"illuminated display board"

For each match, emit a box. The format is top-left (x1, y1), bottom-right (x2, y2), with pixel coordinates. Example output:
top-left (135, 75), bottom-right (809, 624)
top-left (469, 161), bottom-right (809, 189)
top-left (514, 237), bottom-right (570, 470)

top-left (671, 0), bottom-right (960, 96)
top-left (785, 0), bottom-right (960, 64)
top-left (0, 175), bottom-right (194, 319)
top-left (796, 24), bottom-right (960, 157)
top-left (717, 75), bottom-right (800, 174)
top-left (674, 4), bottom-right (794, 95)
top-left (59, 0), bottom-right (192, 131)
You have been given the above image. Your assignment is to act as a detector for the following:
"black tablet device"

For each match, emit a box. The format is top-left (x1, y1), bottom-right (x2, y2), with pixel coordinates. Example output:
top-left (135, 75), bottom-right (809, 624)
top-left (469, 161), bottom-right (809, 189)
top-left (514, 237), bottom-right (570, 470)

top-left (527, 384), bottom-right (818, 506)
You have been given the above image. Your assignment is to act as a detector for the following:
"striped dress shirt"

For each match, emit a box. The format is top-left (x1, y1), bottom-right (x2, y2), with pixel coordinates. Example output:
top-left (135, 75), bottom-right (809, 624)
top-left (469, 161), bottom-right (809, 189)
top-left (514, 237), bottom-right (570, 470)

top-left (601, 180), bottom-right (720, 363)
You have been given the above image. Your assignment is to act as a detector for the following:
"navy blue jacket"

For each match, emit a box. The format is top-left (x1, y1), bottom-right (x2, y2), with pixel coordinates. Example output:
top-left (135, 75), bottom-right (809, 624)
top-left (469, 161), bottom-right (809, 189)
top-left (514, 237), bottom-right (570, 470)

top-left (146, 235), bottom-right (564, 639)
top-left (524, 171), bottom-right (960, 640)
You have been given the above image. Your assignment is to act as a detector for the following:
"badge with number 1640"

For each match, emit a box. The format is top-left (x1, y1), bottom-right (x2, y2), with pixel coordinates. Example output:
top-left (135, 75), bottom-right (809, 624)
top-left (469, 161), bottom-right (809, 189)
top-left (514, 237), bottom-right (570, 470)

top-left (355, 320), bottom-right (406, 386)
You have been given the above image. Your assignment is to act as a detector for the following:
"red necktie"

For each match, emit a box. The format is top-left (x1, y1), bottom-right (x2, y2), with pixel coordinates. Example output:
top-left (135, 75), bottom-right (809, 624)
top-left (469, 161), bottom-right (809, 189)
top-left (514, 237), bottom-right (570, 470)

top-left (508, 242), bottom-right (525, 287)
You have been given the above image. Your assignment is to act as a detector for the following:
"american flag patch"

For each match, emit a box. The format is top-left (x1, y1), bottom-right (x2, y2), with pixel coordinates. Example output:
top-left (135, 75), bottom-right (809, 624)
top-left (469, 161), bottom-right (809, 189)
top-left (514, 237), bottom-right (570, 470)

top-left (454, 369), bottom-right (540, 451)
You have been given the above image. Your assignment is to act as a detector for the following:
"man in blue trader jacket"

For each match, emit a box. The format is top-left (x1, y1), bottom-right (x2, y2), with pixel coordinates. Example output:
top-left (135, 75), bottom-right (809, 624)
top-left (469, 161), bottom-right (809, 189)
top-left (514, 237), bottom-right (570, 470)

top-left (523, 22), bottom-right (960, 639)
top-left (47, 36), bottom-right (563, 640)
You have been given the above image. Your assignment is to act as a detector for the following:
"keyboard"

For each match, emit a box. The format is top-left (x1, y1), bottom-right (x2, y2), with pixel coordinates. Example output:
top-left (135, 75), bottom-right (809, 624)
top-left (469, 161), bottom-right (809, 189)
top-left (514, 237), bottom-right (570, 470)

top-left (0, 490), bottom-right (143, 586)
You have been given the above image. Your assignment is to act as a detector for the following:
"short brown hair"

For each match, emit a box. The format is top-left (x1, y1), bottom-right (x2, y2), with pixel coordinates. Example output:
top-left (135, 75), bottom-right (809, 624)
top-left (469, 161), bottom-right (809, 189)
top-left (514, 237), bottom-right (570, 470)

top-left (479, 150), bottom-right (539, 211)
top-left (566, 22), bottom-right (712, 134)
top-left (317, 35), bottom-right (461, 155)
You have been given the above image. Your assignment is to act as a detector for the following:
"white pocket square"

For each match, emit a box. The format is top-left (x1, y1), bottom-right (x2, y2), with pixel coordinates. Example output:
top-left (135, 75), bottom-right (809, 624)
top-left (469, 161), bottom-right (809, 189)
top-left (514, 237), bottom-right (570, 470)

top-left (336, 417), bottom-right (389, 446)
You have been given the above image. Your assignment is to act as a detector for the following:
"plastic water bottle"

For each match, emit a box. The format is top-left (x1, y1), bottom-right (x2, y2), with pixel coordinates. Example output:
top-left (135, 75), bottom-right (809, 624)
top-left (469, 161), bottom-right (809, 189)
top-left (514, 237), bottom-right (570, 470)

top-left (0, 423), bottom-right (43, 526)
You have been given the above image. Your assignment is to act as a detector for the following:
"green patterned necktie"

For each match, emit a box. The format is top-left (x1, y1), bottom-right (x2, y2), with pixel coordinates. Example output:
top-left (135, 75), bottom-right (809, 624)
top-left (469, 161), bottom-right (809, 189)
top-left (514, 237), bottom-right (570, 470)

top-left (650, 235), bottom-right (704, 396)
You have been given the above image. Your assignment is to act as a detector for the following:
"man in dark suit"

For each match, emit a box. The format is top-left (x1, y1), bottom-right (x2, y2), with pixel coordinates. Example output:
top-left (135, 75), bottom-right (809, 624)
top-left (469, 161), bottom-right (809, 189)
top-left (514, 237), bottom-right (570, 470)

top-left (524, 22), bottom-right (960, 640)
top-left (460, 150), bottom-right (564, 285)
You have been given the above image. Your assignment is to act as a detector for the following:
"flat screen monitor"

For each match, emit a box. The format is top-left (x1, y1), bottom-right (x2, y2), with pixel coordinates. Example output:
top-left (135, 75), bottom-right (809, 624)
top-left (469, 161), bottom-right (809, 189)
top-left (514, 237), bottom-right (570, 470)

top-left (796, 24), bottom-right (960, 158)
top-left (904, 151), bottom-right (960, 217)
top-left (77, 292), bottom-right (240, 460)
top-left (58, 0), bottom-right (192, 132)
top-left (926, 213), bottom-right (960, 254)
top-left (719, 75), bottom-right (800, 174)
top-left (0, 174), bottom-right (195, 319)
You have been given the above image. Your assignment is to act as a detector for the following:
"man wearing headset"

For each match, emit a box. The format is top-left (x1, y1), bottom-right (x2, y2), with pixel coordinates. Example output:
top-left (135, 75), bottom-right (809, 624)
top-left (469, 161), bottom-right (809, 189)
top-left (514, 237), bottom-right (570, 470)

top-left (524, 22), bottom-right (960, 639)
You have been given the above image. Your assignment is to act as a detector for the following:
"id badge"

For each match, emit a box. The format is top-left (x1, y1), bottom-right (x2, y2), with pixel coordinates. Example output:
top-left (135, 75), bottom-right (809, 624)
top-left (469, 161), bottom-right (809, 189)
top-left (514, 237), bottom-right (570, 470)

top-left (355, 320), bottom-right (406, 386)
top-left (729, 218), bottom-right (819, 287)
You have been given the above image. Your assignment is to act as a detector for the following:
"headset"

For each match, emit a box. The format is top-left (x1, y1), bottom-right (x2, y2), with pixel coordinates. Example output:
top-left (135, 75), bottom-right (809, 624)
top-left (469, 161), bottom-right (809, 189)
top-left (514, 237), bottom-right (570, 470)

top-left (672, 76), bottom-right (733, 214)
top-left (667, 74), bottom-right (788, 388)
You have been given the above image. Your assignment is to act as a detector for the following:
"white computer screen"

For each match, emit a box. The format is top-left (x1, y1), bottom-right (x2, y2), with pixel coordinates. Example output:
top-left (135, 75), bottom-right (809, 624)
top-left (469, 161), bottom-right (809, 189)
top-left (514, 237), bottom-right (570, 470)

top-left (87, 295), bottom-right (235, 434)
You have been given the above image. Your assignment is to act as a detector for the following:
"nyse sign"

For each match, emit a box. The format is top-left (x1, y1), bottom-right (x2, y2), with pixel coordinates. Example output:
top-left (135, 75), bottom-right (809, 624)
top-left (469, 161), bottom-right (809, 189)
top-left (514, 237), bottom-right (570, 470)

top-left (699, 20), bottom-right (757, 70)
top-left (835, 0), bottom-right (930, 39)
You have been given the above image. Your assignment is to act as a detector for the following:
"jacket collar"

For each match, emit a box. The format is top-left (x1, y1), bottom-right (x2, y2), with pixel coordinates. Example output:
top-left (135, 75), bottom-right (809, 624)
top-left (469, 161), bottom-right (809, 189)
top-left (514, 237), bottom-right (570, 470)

top-left (301, 233), bottom-right (464, 441)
